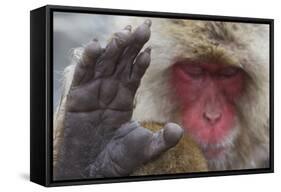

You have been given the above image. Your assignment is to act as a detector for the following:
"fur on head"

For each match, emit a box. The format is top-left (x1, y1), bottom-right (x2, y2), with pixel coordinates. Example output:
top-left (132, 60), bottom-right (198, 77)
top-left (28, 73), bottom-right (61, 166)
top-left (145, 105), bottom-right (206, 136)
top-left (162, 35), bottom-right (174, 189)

top-left (132, 19), bottom-right (269, 170)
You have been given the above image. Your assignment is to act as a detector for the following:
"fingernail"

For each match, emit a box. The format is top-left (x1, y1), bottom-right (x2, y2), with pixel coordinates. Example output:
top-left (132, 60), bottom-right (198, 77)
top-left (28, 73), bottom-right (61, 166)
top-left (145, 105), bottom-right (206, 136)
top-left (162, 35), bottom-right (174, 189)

top-left (145, 46), bottom-right (151, 53)
top-left (124, 25), bottom-right (132, 31)
top-left (144, 19), bottom-right (152, 27)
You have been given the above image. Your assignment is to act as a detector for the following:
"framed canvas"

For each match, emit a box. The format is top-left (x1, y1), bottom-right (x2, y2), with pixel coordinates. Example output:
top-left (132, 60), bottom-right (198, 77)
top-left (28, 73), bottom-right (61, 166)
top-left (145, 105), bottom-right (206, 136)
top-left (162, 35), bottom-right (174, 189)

top-left (30, 5), bottom-right (274, 187)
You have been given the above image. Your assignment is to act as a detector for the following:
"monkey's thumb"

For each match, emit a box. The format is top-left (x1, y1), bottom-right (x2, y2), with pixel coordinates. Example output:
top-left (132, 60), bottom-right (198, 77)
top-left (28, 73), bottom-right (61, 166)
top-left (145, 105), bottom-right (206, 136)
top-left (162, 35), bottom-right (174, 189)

top-left (147, 123), bottom-right (183, 160)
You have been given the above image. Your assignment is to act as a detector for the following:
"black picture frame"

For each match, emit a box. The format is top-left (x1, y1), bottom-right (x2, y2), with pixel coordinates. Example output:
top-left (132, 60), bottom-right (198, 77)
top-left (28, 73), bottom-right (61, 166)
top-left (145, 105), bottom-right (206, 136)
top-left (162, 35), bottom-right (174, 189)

top-left (30, 4), bottom-right (274, 187)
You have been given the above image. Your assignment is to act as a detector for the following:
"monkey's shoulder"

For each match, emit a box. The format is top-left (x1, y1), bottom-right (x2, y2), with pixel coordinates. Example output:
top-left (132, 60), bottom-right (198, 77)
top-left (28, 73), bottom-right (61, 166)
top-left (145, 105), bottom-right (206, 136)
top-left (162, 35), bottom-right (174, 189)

top-left (132, 122), bottom-right (208, 176)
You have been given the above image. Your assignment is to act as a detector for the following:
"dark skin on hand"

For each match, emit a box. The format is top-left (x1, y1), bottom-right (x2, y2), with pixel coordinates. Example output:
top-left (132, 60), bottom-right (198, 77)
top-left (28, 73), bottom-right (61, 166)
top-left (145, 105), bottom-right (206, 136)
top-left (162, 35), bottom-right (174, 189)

top-left (54, 20), bottom-right (183, 180)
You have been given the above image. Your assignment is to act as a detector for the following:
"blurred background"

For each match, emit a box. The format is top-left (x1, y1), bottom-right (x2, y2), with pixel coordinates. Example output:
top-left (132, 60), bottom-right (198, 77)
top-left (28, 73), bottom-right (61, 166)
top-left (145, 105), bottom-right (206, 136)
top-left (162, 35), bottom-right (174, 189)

top-left (53, 12), bottom-right (127, 110)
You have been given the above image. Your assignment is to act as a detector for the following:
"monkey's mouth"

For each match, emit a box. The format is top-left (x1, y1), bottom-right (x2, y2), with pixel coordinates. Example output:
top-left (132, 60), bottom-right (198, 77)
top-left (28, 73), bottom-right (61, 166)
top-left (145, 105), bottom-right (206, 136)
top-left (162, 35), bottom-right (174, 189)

top-left (202, 146), bottom-right (226, 159)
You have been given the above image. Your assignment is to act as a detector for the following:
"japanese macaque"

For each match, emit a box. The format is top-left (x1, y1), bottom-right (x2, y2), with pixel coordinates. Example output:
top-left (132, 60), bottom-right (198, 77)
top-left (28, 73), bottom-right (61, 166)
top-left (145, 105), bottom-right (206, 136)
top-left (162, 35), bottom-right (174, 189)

top-left (53, 17), bottom-right (269, 180)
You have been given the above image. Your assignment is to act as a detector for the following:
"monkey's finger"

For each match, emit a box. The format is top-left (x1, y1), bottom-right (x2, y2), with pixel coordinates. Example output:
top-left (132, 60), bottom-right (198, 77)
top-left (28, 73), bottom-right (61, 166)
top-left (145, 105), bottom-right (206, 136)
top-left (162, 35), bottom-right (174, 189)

top-left (130, 47), bottom-right (151, 81)
top-left (132, 19), bottom-right (151, 45)
top-left (114, 20), bottom-right (151, 77)
top-left (82, 38), bottom-right (103, 67)
top-left (94, 26), bottom-right (132, 78)
top-left (71, 39), bottom-right (102, 87)
top-left (146, 123), bottom-right (183, 160)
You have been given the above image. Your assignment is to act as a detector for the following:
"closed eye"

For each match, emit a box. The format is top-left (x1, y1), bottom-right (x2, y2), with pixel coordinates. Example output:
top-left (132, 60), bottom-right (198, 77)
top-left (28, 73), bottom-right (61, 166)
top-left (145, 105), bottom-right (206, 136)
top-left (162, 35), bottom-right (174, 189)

top-left (183, 65), bottom-right (204, 77)
top-left (219, 66), bottom-right (241, 78)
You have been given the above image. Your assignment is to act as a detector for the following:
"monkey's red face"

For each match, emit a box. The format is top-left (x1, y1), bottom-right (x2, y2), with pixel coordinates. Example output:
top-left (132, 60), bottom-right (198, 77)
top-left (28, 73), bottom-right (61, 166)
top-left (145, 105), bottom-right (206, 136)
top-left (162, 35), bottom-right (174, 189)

top-left (171, 60), bottom-right (245, 159)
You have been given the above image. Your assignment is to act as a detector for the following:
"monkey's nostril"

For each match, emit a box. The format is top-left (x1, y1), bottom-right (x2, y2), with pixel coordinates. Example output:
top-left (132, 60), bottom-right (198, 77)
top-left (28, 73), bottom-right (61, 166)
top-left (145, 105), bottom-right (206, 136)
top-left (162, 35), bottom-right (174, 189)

top-left (203, 112), bottom-right (222, 124)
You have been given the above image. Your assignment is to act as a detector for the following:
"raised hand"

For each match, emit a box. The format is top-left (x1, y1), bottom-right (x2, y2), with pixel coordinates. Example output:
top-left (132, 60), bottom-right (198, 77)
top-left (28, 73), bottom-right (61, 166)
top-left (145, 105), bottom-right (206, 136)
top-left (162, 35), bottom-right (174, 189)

top-left (54, 20), bottom-right (183, 180)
